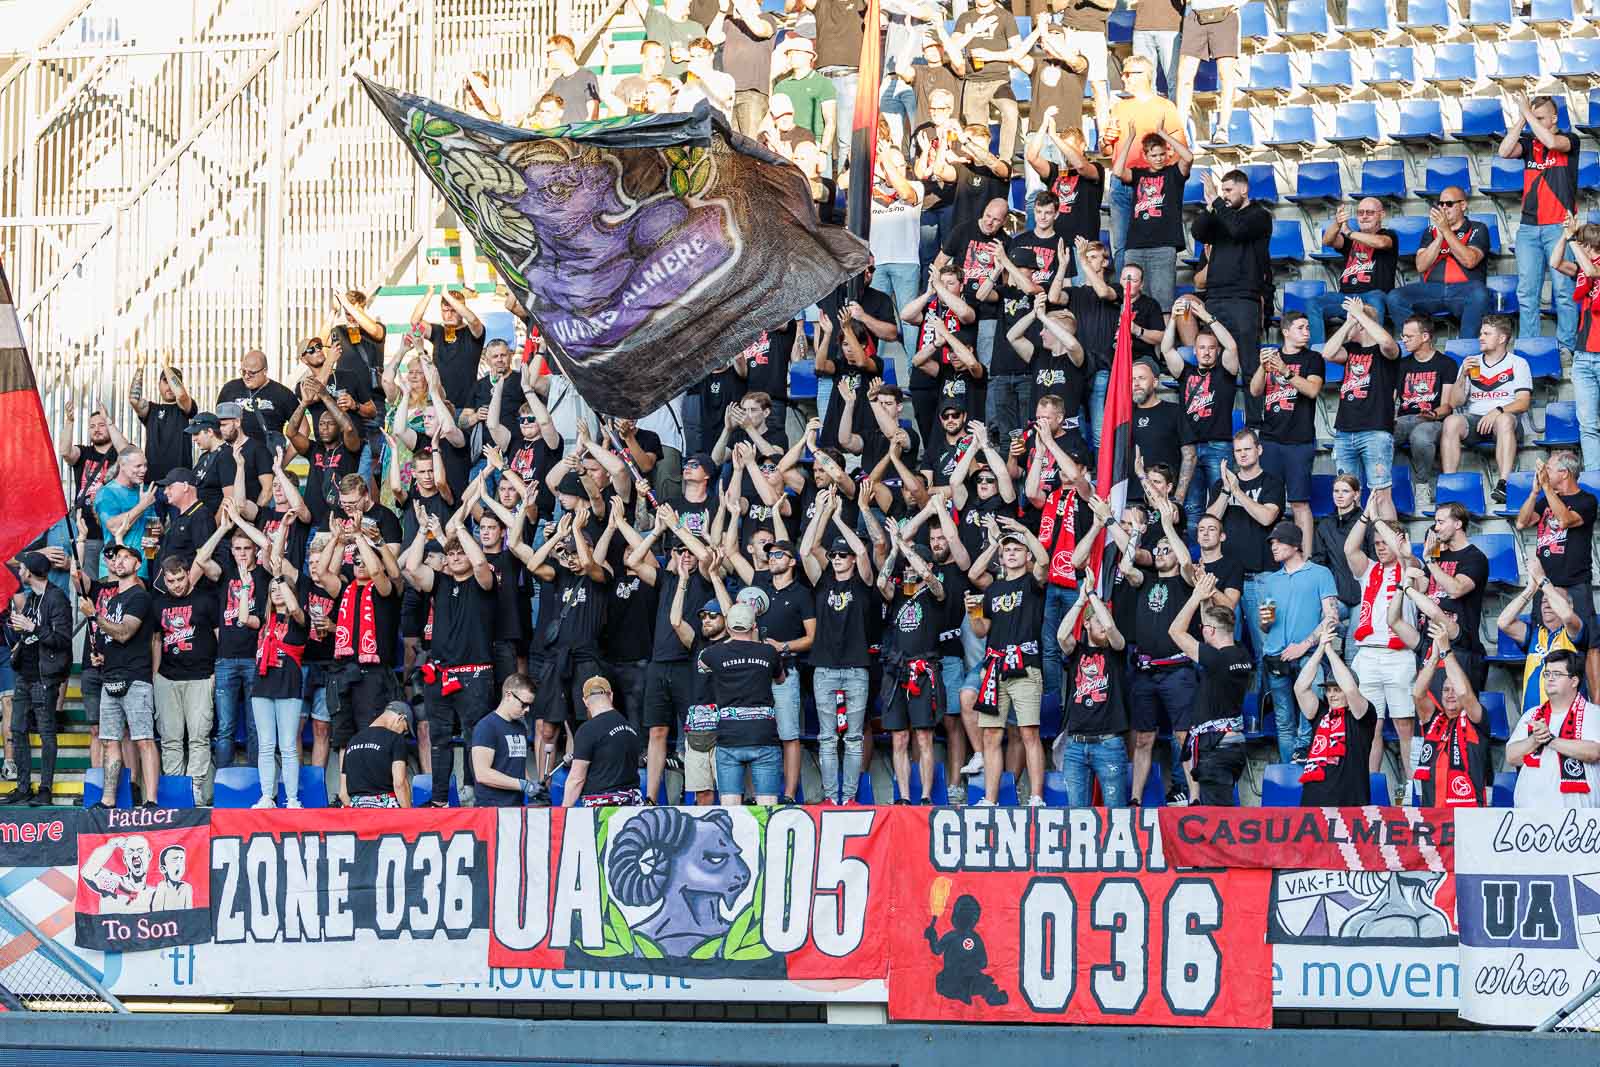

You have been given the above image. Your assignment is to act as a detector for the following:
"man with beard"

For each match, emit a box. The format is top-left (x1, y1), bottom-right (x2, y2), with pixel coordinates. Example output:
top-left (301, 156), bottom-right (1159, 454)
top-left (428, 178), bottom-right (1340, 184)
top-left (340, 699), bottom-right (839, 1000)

top-left (902, 494), bottom-right (978, 784)
top-left (127, 364), bottom-right (196, 486)
top-left (286, 392), bottom-right (363, 529)
top-left (150, 553), bottom-right (220, 805)
top-left (1162, 299), bottom-right (1242, 532)
top-left (1131, 358), bottom-right (1192, 507)
top-left (295, 335), bottom-right (375, 433)
top-left (213, 402), bottom-right (275, 516)
top-left (83, 542), bottom-right (159, 807)
top-left (750, 532), bottom-right (815, 803)
top-left (60, 406), bottom-right (129, 564)
top-left (1128, 517), bottom-right (1199, 806)
top-left (486, 369), bottom-right (564, 520)
top-left (876, 524), bottom-right (946, 804)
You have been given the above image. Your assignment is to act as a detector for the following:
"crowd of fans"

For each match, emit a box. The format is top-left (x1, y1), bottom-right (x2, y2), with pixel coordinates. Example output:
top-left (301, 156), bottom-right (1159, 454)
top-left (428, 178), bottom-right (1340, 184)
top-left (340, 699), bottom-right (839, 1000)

top-left (3, 1), bottom-right (1600, 813)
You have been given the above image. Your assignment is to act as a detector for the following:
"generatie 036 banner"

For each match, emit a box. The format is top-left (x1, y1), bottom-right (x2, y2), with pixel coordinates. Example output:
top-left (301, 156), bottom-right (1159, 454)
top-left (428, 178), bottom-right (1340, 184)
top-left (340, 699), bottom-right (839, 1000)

top-left (1456, 808), bottom-right (1600, 1027)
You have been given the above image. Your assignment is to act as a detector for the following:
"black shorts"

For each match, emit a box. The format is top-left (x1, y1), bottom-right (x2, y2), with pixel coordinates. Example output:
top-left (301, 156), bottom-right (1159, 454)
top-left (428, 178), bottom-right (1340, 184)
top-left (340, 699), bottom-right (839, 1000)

top-left (605, 657), bottom-right (649, 726)
top-left (80, 667), bottom-right (102, 727)
top-left (882, 674), bottom-right (940, 732)
top-left (492, 639), bottom-right (524, 698)
top-left (537, 651), bottom-right (602, 726)
top-left (1190, 732), bottom-right (1248, 806)
top-left (1461, 416), bottom-right (1523, 450)
top-left (642, 659), bottom-right (696, 731)
top-left (401, 587), bottom-right (429, 640)
top-left (1130, 664), bottom-right (1197, 734)
top-left (327, 663), bottom-right (400, 749)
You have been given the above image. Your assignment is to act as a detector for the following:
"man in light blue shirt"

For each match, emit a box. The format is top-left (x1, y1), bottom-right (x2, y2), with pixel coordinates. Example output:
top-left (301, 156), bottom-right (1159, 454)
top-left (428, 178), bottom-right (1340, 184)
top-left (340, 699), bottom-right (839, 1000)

top-left (92, 447), bottom-right (157, 579)
top-left (1257, 521), bottom-right (1340, 763)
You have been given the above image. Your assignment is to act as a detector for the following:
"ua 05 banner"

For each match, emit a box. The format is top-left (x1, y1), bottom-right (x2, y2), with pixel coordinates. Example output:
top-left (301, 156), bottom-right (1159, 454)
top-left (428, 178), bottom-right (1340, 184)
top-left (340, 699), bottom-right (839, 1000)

top-left (888, 807), bottom-right (1272, 1027)
top-left (1160, 807), bottom-right (1455, 872)
top-left (490, 806), bottom-right (890, 979)
top-left (1456, 808), bottom-right (1600, 1027)
top-left (0, 810), bottom-right (79, 866)
top-left (75, 807), bottom-right (210, 952)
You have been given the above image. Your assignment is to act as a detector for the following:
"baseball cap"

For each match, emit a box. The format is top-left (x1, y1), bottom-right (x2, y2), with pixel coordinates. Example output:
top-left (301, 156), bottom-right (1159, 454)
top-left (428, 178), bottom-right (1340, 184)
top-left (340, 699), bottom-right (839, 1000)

top-left (103, 541), bottom-right (141, 560)
top-left (581, 675), bottom-right (613, 700)
top-left (381, 700), bottom-right (415, 732)
top-left (217, 401), bottom-right (244, 421)
top-left (1268, 521), bottom-right (1302, 546)
top-left (828, 537), bottom-right (855, 556)
top-left (939, 398), bottom-right (966, 415)
top-left (780, 34), bottom-right (816, 53)
top-left (157, 467), bottom-right (197, 487)
top-left (17, 551), bottom-right (49, 578)
top-left (999, 530), bottom-right (1028, 546)
top-left (185, 412), bottom-right (220, 434)
top-left (700, 598), bottom-right (723, 616)
top-left (768, 539), bottom-right (796, 556)
top-left (736, 585), bottom-right (770, 616)
top-left (557, 471), bottom-right (585, 497)
top-left (727, 602), bottom-right (757, 633)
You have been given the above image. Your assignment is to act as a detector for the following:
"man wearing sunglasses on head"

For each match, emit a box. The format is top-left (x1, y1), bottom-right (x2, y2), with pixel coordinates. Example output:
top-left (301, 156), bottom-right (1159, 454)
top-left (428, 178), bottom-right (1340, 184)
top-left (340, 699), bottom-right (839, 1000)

top-left (217, 349), bottom-right (299, 444)
top-left (1385, 187), bottom-right (1493, 344)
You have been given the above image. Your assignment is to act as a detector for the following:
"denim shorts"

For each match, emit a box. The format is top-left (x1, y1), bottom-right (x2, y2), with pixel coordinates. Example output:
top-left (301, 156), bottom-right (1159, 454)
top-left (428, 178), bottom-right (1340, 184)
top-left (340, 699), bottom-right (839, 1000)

top-left (773, 671), bottom-right (802, 742)
top-left (715, 744), bottom-right (782, 797)
top-left (302, 663), bottom-right (331, 724)
top-left (100, 679), bottom-right (155, 742)
top-left (1261, 440), bottom-right (1316, 503)
top-left (1333, 430), bottom-right (1394, 491)
top-left (0, 645), bottom-right (12, 696)
top-left (940, 656), bottom-right (966, 717)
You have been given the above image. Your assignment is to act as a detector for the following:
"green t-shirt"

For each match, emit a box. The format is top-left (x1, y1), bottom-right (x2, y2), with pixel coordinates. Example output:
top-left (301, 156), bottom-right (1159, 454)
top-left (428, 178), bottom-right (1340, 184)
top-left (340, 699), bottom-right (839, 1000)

top-left (772, 72), bottom-right (836, 141)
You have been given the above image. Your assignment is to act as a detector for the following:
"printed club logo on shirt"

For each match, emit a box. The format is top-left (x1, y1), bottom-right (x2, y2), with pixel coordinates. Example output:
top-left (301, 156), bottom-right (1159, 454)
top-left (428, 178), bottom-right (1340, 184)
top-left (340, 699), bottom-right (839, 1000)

top-left (1341, 244), bottom-right (1376, 287)
top-left (896, 599), bottom-right (924, 633)
top-left (1184, 373), bottom-right (1216, 422)
top-left (990, 590), bottom-right (1022, 614)
top-left (1146, 583), bottom-right (1169, 613)
top-left (1538, 508), bottom-right (1569, 556)
top-left (828, 589), bottom-right (854, 612)
top-left (1400, 370), bottom-right (1440, 414)
top-left (1263, 353), bottom-right (1302, 415)
top-left (1072, 652), bottom-right (1109, 706)
top-left (161, 605), bottom-right (195, 653)
top-left (1341, 350), bottom-right (1375, 402)
top-left (1134, 173), bottom-right (1167, 220)
top-left (1427, 560), bottom-right (1459, 603)
top-left (959, 240), bottom-right (999, 287)
top-left (1051, 171), bottom-right (1080, 210)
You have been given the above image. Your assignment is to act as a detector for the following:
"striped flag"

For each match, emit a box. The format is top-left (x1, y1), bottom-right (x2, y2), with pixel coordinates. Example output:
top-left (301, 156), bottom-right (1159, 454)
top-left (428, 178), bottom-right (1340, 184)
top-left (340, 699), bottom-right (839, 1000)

top-left (1090, 288), bottom-right (1136, 592)
top-left (0, 260), bottom-right (67, 599)
top-left (844, 0), bottom-right (882, 244)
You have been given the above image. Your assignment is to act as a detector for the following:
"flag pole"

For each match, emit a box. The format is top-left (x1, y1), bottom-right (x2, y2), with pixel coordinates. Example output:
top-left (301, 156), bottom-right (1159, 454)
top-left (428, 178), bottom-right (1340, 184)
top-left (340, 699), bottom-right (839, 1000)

top-left (843, 0), bottom-right (882, 301)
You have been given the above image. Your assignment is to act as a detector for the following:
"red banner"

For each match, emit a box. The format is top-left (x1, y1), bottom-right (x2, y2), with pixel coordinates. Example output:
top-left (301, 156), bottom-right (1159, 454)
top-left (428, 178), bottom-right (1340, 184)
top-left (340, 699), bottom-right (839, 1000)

top-left (889, 808), bottom-right (1271, 1027)
top-left (1159, 807), bottom-right (1456, 872)
top-left (76, 807), bottom-right (211, 951)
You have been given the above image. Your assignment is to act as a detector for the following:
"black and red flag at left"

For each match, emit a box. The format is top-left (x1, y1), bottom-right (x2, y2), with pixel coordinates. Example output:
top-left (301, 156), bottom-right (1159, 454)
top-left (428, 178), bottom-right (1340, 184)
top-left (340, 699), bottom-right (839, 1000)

top-left (844, 0), bottom-right (883, 244)
top-left (0, 259), bottom-right (68, 600)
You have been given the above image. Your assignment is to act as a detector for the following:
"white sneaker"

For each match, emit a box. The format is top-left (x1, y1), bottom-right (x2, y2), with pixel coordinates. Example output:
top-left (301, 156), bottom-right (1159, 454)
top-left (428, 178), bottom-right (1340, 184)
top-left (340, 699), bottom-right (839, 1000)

top-left (1027, 795), bottom-right (1046, 807)
top-left (252, 796), bottom-right (276, 809)
top-left (971, 798), bottom-right (995, 807)
top-left (960, 753), bottom-right (985, 776)
top-left (285, 799), bottom-right (302, 809)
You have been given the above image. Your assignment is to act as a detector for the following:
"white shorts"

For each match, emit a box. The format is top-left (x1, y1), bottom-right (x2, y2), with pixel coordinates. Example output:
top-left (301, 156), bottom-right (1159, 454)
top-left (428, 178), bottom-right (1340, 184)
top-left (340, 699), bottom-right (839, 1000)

top-left (1061, 28), bottom-right (1110, 84)
top-left (1352, 646), bottom-right (1417, 720)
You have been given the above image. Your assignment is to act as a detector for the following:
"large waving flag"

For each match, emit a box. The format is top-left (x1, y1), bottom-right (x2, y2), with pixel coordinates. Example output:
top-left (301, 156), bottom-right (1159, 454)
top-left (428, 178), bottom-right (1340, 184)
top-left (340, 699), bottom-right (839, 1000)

top-left (844, 0), bottom-right (882, 242)
top-left (1091, 289), bottom-right (1136, 593)
top-left (0, 260), bottom-right (68, 599)
top-left (361, 78), bottom-right (869, 418)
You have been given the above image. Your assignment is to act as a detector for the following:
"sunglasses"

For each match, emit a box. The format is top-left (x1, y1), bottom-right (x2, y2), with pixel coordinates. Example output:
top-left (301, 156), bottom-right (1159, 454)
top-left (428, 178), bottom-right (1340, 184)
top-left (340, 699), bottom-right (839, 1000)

top-left (940, 411), bottom-right (966, 420)
top-left (698, 611), bottom-right (721, 620)
top-left (518, 415), bottom-right (538, 425)
top-left (1437, 199), bottom-right (1463, 207)
top-left (976, 476), bottom-right (998, 485)
top-left (766, 548), bottom-right (789, 559)
top-left (829, 551), bottom-right (853, 561)
top-left (1154, 545), bottom-right (1174, 556)
top-left (514, 694), bottom-right (536, 712)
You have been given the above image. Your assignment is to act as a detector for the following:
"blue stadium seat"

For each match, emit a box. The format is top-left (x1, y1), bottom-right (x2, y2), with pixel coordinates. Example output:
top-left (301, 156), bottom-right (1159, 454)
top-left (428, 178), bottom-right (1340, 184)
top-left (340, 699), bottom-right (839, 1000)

top-left (276, 765), bottom-right (328, 808)
top-left (1393, 100), bottom-right (1445, 144)
top-left (1243, 52), bottom-right (1294, 104)
top-left (1488, 41), bottom-right (1544, 87)
top-left (1263, 106), bottom-right (1320, 151)
top-left (640, 769), bottom-right (670, 805)
top-left (1400, 0), bottom-right (1453, 40)
top-left (1478, 533), bottom-right (1521, 587)
top-left (1428, 44), bottom-right (1480, 93)
top-left (1261, 763), bottom-right (1303, 807)
top-left (1443, 338), bottom-right (1479, 362)
top-left (1556, 39), bottom-right (1600, 88)
top-left (1492, 770), bottom-right (1518, 808)
top-left (1243, 692), bottom-right (1272, 740)
top-left (1515, 336), bottom-right (1563, 380)
top-left (1528, 0), bottom-right (1579, 35)
top-left (1471, 213), bottom-right (1502, 255)
top-left (1184, 172), bottom-right (1207, 206)
top-left (1486, 274), bottom-right (1518, 313)
top-left (1370, 773), bottom-right (1393, 806)
top-left (82, 768), bottom-right (134, 809)
top-left (1579, 150), bottom-right (1600, 193)
top-left (1456, 97), bottom-right (1508, 145)
top-left (893, 764), bottom-right (951, 805)
top-left (1422, 156), bottom-right (1472, 199)
top-left (1210, 108), bottom-right (1257, 150)
top-left (1368, 47), bottom-right (1416, 95)
top-left (214, 766), bottom-right (263, 808)
top-left (1269, 220), bottom-right (1305, 263)
top-left (789, 359), bottom-right (817, 400)
top-left (1462, 0), bottom-right (1517, 36)
top-left (1388, 464), bottom-right (1417, 515)
top-left (1242, 163), bottom-right (1279, 202)
top-left (155, 775), bottom-right (196, 809)
top-left (1328, 101), bottom-right (1383, 149)
top-left (1304, 50), bottom-right (1356, 99)
top-left (1288, 160), bottom-right (1344, 203)
top-left (1040, 691), bottom-right (1063, 739)
top-left (1435, 471), bottom-right (1487, 515)
top-left (1497, 470), bottom-right (1538, 516)
top-left (1482, 692), bottom-right (1511, 741)
top-left (1241, 1), bottom-right (1274, 48)
top-left (1580, 470), bottom-right (1600, 498)
top-left (853, 773), bottom-right (874, 806)
top-left (1357, 158), bottom-right (1408, 200)
top-left (1281, 278), bottom-right (1327, 315)
top-left (1042, 771), bottom-right (1068, 807)
top-left (1540, 400), bottom-right (1580, 446)
top-left (1484, 156), bottom-right (1525, 198)
top-left (1311, 239), bottom-right (1343, 264)
top-left (966, 771), bottom-right (1020, 807)
top-left (1310, 473), bottom-right (1336, 518)
top-left (1580, 89), bottom-right (1600, 138)
top-left (411, 773), bottom-right (462, 808)
top-left (1339, 0), bottom-right (1392, 43)
top-left (1388, 215), bottom-right (1432, 256)
top-left (1108, 6), bottom-right (1134, 44)
top-left (1490, 616), bottom-right (1531, 664)
top-left (1282, 0), bottom-right (1332, 48)
top-left (1009, 175), bottom-right (1026, 212)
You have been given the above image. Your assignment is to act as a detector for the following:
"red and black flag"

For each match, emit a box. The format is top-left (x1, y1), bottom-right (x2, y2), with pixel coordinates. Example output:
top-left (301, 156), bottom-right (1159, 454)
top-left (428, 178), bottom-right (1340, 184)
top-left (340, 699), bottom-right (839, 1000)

top-left (75, 808), bottom-right (213, 952)
top-left (0, 260), bottom-right (67, 600)
top-left (844, 0), bottom-right (883, 242)
top-left (1090, 289), bottom-right (1136, 592)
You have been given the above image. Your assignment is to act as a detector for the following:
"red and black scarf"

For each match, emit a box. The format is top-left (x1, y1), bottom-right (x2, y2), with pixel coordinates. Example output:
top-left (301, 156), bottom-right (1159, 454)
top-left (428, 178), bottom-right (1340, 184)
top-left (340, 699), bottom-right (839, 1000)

top-left (1299, 705), bottom-right (1348, 783)
top-left (1414, 708), bottom-right (1484, 807)
top-left (975, 646), bottom-right (1026, 716)
top-left (1352, 561), bottom-right (1406, 649)
top-left (1524, 694), bottom-right (1591, 794)
top-left (335, 581), bottom-right (380, 664)
top-left (256, 612), bottom-right (306, 677)
top-left (1036, 486), bottom-right (1080, 589)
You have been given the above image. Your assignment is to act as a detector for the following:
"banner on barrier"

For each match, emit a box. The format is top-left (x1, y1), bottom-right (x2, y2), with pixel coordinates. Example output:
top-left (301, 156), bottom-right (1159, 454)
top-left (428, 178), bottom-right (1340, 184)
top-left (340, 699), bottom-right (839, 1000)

top-left (1160, 807), bottom-right (1455, 872)
top-left (75, 808), bottom-right (211, 952)
top-left (0, 810), bottom-right (79, 867)
top-left (489, 806), bottom-right (890, 979)
top-left (1457, 808), bottom-right (1600, 1027)
top-left (887, 807), bottom-right (1273, 1027)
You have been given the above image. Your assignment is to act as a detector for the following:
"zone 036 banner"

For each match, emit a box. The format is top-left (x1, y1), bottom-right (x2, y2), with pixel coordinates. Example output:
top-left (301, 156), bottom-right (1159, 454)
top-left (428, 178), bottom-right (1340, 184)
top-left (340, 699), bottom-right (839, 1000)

top-left (887, 807), bottom-right (1272, 1027)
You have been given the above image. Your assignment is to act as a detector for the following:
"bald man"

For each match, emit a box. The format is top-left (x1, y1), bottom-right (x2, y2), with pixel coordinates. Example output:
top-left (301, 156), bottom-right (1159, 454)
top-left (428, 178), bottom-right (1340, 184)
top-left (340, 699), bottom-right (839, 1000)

top-left (1313, 197), bottom-right (1399, 347)
top-left (216, 349), bottom-right (298, 443)
top-left (936, 196), bottom-right (1012, 374)
top-left (1385, 187), bottom-right (1493, 343)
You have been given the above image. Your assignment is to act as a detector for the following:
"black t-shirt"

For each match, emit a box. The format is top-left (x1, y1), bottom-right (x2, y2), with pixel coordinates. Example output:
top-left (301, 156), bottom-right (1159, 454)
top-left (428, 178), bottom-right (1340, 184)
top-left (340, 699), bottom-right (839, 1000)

top-left (1428, 545), bottom-right (1490, 654)
top-left (742, 322), bottom-right (796, 402)
top-left (651, 571), bottom-right (712, 662)
top-left (1534, 490), bottom-right (1598, 588)
top-left (1031, 349), bottom-right (1088, 420)
top-left (428, 324), bottom-right (486, 411)
top-left (305, 361), bottom-right (375, 435)
top-left (155, 584), bottom-right (222, 682)
top-left (302, 443), bottom-right (363, 528)
top-left (1127, 164), bottom-right (1188, 250)
top-left (1335, 343), bottom-right (1399, 432)
top-left (1200, 553), bottom-right (1246, 605)
top-left (985, 573), bottom-right (1045, 667)
top-left (332, 579), bottom-right (403, 667)
top-left (217, 379), bottom-right (298, 440)
top-left (101, 584), bottom-right (156, 683)
top-left (550, 571), bottom-right (606, 651)
top-left (469, 373), bottom-right (528, 434)
top-left (756, 574), bottom-right (815, 646)
top-left (1065, 284), bottom-right (1123, 373)
top-left (142, 402), bottom-right (194, 480)
top-left (989, 230), bottom-right (1064, 376)
top-left (1336, 228), bottom-right (1400, 294)
top-left (1194, 643), bottom-right (1254, 726)
top-left (958, 491), bottom-right (1012, 560)
top-left (399, 490), bottom-right (453, 549)
top-left (217, 562), bottom-right (270, 660)
top-left (1179, 364), bottom-right (1239, 444)
top-left (1132, 573), bottom-right (1192, 662)
top-left (488, 550), bottom-right (528, 644)
top-left (507, 434), bottom-right (565, 521)
top-left (817, 352), bottom-right (883, 456)
top-left (1044, 161), bottom-right (1103, 245)
top-left (571, 709), bottom-right (643, 796)
top-left (257, 507), bottom-right (309, 575)
top-left (934, 560), bottom-right (969, 658)
top-left (342, 726), bottom-right (408, 797)
top-left (942, 222), bottom-right (1006, 319)
top-left (812, 572), bottom-right (873, 668)
top-left (300, 576), bottom-right (338, 664)
top-left (1259, 346), bottom-right (1326, 445)
top-left (213, 438), bottom-right (275, 509)
top-left (192, 446), bottom-right (227, 515)
top-left (1300, 704), bottom-right (1379, 806)
top-left (71, 445), bottom-right (119, 538)
top-left (326, 503), bottom-right (404, 548)
top-left (885, 586), bottom-right (944, 656)
top-left (1065, 645), bottom-right (1128, 734)
top-left (1131, 401), bottom-right (1186, 500)
top-left (698, 639), bottom-right (784, 748)
top-left (471, 713), bottom-right (530, 806)
top-left (602, 567), bottom-right (658, 661)
top-left (332, 325), bottom-right (386, 403)
top-left (1396, 354), bottom-right (1459, 417)
top-left (83, 580), bottom-right (118, 670)
top-left (697, 365), bottom-right (746, 443)
top-left (159, 501), bottom-right (217, 565)
top-left (1207, 469), bottom-right (1286, 575)
top-left (431, 572), bottom-right (494, 665)
top-left (254, 613), bottom-right (309, 700)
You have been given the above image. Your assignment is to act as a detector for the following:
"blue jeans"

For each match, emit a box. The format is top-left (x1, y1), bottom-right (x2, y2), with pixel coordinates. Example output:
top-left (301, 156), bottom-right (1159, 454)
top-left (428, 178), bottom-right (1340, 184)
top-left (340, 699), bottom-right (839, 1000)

top-left (1109, 175), bottom-right (1133, 270)
top-left (1041, 583), bottom-right (1075, 699)
top-left (1241, 574), bottom-right (1267, 661)
top-left (920, 202), bottom-right (954, 280)
top-left (1063, 734), bottom-right (1130, 807)
top-left (715, 744), bottom-right (783, 798)
top-left (1085, 368), bottom-right (1109, 452)
top-left (1265, 659), bottom-right (1316, 764)
top-left (1184, 440), bottom-right (1232, 533)
top-left (987, 374), bottom-right (1032, 443)
top-left (773, 670), bottom-right (802, 743)
top-left (251, 696), bottom-right (302, 803)
top-left (813, 666), bottom-right (869, 802)
top-left (825, 70), bottom-right (858, 170)
top-left (1385, 281), bottom-right (1491, 342)
top-left (1124, 246), bottom-right (1178, 311)
top-left (1307, 290), bottom-right (1387, 347)
top-left (880, 79), bottom-right (917, 151)
top-left (1517, 221), bottom-right (1576, 351)
top-left (214, 657), bottom-right (257, 770)
top-left (1333, 429), bottom-right (1395, 491)
top-left (1133, 30), bottom-right (1181, 97)
top-left (872, 261), bottom-right (922, 362)
top-left (1573, 349), bottom-right (1600, 471)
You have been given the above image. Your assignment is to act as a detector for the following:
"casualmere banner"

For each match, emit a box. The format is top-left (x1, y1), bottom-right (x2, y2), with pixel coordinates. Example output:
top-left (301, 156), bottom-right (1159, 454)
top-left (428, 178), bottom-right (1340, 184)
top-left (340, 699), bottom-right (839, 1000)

top-left (887, 807), bottom-right (1273, 1027)
top-left (75, 808), bottom-right (211, 952)
top-left (1159, 807), bottom-right (1456, 872)
top-left (0, 810), bottom-right (79, 867)
top-left (1456, 808), bottom-right (1600, 1027)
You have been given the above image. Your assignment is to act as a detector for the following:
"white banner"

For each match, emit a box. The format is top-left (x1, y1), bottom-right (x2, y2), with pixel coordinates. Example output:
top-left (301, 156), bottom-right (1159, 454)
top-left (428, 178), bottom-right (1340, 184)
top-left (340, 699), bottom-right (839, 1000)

top-left (1456, 808), bottom-right (1600, 1026)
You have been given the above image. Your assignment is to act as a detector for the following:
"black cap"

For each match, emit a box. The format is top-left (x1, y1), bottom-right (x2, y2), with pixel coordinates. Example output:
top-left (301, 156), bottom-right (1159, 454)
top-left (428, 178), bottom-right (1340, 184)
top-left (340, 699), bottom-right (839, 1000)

top-left (939, 397), bottom-right (966, 415)
top-left (557, 471), bottom-right (585, 497)
top-left (768, 539), bottom-right (796, 555)
top-left (103, 541), bottom-right (141, 560)
top-left (1268, 521), bottom-right (1302, 547)
top-left (17, 551), bottom-right (50, 578)
top-left (157, 467), bottom-right (196, 487)
top-left (683, 452), bottom-right (716, 473)
top-left (185, 412), bottom-right (220, 434)
top-left (828, 537), bottom-right (855, 556)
